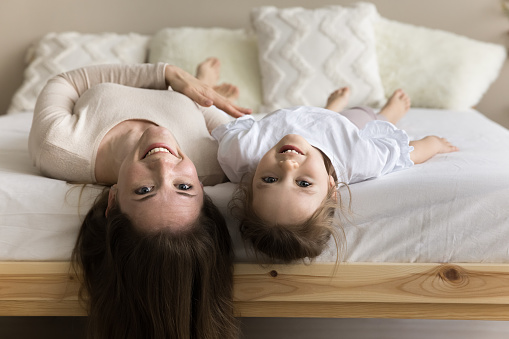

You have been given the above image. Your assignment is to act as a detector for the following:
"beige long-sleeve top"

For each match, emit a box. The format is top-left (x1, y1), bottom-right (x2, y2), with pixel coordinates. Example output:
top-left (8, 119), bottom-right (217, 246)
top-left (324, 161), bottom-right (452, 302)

top-left (28, 63), bottom-right (231, 185)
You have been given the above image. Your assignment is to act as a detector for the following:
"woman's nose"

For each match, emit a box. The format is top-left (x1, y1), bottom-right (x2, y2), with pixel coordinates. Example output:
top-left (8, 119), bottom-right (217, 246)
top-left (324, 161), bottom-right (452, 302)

top-left (279, 159), bottom-right (299, 171)
top-left (148, 154), bottom-right (179, 164)
top-left (147, 157), bottom-right (179, 173)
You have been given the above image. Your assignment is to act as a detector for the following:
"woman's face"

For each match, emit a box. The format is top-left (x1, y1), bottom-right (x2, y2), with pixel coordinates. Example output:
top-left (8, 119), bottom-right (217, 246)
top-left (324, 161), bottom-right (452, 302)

top-left (112, 126), bottom-right (204, 232)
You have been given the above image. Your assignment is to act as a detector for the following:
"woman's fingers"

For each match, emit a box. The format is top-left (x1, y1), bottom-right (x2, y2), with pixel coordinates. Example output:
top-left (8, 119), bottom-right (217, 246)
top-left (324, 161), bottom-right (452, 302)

top-left (165, 64), bottom-right (252, 117)
top-left (190, 86), bottom-right (252, 118)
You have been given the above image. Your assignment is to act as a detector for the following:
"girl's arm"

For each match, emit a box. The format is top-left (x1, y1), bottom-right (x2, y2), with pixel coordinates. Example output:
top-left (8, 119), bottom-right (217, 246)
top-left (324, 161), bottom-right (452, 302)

top-left (409, 136), bottom-right (459, 164)
top-left (200, 105), bottom-right (234, 134)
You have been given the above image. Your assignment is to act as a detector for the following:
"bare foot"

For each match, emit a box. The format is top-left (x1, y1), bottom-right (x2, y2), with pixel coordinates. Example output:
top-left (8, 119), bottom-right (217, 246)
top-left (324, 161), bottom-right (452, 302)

top-left (325, 87), bottom-right (350, 112)
top-left (196, 57), bottom-right (221, 86)
top-left (213, 83), bottom-right (240, 102)
top-left (378, 89), bottom-right (411, 124)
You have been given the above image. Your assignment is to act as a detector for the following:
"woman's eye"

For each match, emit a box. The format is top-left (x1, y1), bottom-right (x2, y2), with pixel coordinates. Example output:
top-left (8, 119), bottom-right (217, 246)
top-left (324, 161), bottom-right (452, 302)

top-left (262, 177), bottom-right (278, 183)
top-left (135, 186), bottom-right (154, 195)
top-left (296, 180), bottom-right (311, 187)
top-left (177, 183), bottom-right (192, 190)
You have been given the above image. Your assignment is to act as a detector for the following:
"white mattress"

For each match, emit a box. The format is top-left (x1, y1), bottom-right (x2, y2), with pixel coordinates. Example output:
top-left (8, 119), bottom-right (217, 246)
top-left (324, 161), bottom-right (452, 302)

top-left (1, 108), bottom-right (508, 262)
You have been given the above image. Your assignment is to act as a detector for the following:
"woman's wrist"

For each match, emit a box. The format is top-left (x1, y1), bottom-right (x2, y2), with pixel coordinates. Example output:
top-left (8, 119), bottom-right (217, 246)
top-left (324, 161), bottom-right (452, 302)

top-left (164, 64), bottom-right (178, 87)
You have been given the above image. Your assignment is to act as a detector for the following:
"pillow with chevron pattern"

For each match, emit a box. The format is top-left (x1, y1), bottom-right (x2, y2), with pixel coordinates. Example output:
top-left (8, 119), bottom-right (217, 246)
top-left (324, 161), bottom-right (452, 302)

top-left (251, 3), bottom-right (386, 112)
top-left (7, 32), bottom-right (150, 114)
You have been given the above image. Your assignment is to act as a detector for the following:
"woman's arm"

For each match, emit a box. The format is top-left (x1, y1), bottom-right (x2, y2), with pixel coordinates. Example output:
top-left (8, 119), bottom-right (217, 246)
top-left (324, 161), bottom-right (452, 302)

top-left (32, 63), bottom-right (168, 134)
top-left (29, 63), bottom-right (169, 174)
top-left (409, 136), bottom-right (459, 164)
top-left (60, 63), bottom-right (168, 96)
top-left (40, 62), bottom-right (250, 119)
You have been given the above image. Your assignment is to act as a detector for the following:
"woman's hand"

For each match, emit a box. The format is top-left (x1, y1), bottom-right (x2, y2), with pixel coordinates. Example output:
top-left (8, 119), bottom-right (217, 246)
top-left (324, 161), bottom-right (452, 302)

top-left (164, 65), bottom-right (252, 118)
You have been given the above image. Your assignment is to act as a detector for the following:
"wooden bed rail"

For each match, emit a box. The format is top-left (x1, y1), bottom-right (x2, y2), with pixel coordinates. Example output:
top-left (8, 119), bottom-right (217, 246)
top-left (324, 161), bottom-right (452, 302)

top-left (1, 261), bottom-right (509, 319)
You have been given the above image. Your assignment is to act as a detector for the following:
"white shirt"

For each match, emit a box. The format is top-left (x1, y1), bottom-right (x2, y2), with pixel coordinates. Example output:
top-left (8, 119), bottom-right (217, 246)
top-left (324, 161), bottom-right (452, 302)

top-left (212, 106), bottom-right (414, 184)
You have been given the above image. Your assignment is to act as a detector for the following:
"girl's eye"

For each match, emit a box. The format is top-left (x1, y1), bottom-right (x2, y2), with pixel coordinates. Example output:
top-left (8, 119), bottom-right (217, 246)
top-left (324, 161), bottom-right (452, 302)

top-left (177, 183), bottom-right (192, 190)
top-left (262, 177), bottom-right (278, 183)
top-left (296, 180), bottom-right (311, 187)
top-left (135, 186), bottom-right (154, 195)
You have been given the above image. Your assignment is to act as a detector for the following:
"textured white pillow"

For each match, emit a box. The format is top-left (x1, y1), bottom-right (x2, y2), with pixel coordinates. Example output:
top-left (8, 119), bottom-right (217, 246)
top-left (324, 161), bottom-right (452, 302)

top-left (375, 17), bottom-right (507, 109)
top-left (251, 3), bottom-right (386, 112)
top-left (8, 32), bottom-right (150, 114)
top-left (149, 27), bottom-right (263, 112)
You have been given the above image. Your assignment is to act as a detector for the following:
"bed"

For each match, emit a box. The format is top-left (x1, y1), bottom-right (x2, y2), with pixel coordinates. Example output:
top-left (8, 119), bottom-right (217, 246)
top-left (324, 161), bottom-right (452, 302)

top-left (1, 1), bottom-right (509, 322)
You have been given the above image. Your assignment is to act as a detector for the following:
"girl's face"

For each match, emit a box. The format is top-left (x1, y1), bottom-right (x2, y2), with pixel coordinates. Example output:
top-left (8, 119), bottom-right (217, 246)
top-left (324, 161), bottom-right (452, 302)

top-left (111, 126), bottom-right (204, 232)
top-left (252, 134), bottom-right (335, 225)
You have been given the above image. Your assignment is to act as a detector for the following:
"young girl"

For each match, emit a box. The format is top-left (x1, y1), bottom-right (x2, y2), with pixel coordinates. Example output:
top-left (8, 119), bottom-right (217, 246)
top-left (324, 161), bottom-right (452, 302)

top-left (212, 88), bottom-right (458, 263)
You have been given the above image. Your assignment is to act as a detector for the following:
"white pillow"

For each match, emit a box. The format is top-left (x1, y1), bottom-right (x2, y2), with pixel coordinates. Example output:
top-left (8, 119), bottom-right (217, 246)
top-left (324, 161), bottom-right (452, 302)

top-left (8, 32), bottom-right (150, 114)
top-left (375, 17), bottom-right (507, 109)
top-left (251, 3), bottom-right (386, 112)
top-left (149, 27), bottom-right (263, 112)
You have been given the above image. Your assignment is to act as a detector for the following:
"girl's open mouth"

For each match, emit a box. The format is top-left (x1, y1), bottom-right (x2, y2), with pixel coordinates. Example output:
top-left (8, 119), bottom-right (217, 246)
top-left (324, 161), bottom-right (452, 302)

top-left (279, 145), bottom-right (304, 155)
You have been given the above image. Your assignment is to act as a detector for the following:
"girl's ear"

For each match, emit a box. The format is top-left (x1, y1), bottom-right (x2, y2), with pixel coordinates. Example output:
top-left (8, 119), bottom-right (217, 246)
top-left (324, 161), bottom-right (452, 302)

top-left (329, 175), bottom-right (338, 202)
top-left (105, 184), bottom-right (117, 217)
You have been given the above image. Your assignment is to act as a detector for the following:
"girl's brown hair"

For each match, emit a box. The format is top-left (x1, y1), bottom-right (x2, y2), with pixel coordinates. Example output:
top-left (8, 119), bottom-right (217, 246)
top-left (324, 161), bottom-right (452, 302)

top-left (231, 182), bottom-right (341, 264)
top-left (72, 188), bottom-right (237, 339)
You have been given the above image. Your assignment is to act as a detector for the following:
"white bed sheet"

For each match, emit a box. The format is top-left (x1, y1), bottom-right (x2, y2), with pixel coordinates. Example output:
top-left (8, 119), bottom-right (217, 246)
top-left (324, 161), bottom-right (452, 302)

top-left (0, 108), bottom-right (508, 262)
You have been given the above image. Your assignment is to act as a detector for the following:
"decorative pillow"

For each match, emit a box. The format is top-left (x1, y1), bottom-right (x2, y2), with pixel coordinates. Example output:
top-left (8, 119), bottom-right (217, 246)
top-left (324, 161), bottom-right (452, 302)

top-left (251, 3), bottom-right (386, 112)
top-left (149, 27), bottom-right (263, 112)
top-left (375, 17), bottom-right (507, 109)
top-left (8, 32), bottom-right (150, 114)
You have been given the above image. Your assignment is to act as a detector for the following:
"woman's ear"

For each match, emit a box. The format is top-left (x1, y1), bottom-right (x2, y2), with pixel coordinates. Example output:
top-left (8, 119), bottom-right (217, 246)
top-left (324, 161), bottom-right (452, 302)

top-left (105, 184), bottom-right (117, 217)
top-left (329, 175), bottom-right (338, 202)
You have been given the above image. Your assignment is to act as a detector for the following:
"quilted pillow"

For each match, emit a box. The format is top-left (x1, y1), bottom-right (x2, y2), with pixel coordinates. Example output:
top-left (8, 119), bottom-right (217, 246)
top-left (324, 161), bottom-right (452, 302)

top-left (8, 32), bottom-right (150, 114)
top-left (251, 3), bottom-right (386, 112)
top-left (149, 27), bottom-right (263, 112)
top-left (375, 17), bottom-right (507, 109)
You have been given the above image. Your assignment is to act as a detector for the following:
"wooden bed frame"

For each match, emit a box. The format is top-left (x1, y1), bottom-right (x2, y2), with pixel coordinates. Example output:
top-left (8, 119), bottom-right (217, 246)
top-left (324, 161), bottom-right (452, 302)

top-left (1, 0), bottom-right (508, 322)
top-left (2, 261), bottom-right (509, 319)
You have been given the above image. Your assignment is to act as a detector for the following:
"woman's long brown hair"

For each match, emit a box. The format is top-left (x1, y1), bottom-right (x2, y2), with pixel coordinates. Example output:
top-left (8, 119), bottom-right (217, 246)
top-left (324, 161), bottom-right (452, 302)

top-left (72, 188), bottom-right (237, 339)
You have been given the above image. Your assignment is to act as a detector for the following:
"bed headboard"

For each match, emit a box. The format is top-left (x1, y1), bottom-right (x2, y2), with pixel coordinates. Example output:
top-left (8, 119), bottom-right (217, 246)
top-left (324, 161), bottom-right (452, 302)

top-left (2, 0), bottom-right (508, 127)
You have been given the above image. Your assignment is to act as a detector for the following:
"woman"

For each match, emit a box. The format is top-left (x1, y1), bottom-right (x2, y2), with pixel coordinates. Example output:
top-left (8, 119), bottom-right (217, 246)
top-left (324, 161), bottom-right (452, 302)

top-left (28, 59), bottom-right (250, 339)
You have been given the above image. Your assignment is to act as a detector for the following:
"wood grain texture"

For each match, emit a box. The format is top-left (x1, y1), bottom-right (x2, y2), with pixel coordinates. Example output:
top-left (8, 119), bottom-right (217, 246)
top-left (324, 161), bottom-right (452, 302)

top-left (2, 262), bottom-right (509, 319)
top-left (234, 263), bottom-right (509, 304)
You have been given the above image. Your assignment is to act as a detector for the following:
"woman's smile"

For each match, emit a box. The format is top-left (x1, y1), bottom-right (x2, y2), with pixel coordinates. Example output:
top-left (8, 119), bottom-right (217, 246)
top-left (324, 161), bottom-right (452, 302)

top-left (143, 143), bottom-right (177, 159)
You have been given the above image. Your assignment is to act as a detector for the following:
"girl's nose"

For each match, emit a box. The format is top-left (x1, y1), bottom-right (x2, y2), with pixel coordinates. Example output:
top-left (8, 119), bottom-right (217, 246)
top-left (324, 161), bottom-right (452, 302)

top-left (279, 159), bottom-right (299, 171)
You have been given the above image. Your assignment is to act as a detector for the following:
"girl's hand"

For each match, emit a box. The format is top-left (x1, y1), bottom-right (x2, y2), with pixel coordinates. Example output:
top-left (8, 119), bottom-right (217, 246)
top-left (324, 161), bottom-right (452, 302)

top-left (164, 65), bottom-right (252, 118)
